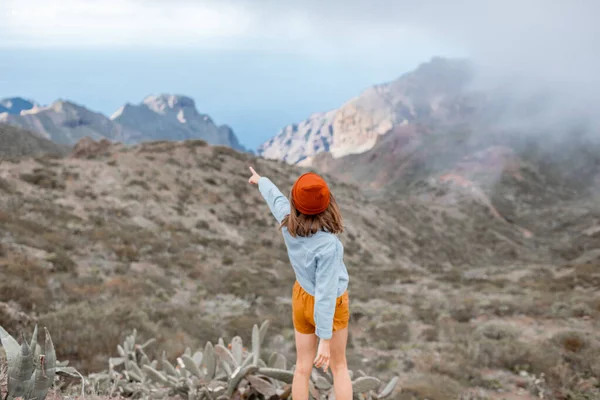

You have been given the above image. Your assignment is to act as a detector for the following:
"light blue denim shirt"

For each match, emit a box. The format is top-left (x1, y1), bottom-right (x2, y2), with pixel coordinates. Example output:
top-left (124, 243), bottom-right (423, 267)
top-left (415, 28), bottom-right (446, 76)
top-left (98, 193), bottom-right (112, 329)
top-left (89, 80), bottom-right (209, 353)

top-left (257, 177), bottom-right (349, 339)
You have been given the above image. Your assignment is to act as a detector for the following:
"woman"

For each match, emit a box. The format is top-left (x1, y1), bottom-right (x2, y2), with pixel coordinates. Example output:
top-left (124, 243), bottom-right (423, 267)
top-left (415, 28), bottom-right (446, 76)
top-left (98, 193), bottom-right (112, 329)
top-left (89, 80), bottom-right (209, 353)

top-left (248, 166), bottom-right (352, 400)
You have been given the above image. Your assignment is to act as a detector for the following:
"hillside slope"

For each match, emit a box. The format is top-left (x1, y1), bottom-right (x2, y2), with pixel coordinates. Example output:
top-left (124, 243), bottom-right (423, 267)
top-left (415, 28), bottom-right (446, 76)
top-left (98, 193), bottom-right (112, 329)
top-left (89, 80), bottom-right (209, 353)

top-left (312, 120), bottom-right (600, 242)
top-left (1, 139), bottom-right (598, 399)
top-left (0, 123), bottom-right (70, 158)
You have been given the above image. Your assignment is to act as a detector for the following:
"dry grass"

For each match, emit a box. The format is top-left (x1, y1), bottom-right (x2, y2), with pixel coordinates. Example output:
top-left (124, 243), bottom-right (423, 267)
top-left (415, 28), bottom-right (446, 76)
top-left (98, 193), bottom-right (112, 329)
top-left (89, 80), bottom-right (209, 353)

top-left (399, 374), bottom-right (463, 400)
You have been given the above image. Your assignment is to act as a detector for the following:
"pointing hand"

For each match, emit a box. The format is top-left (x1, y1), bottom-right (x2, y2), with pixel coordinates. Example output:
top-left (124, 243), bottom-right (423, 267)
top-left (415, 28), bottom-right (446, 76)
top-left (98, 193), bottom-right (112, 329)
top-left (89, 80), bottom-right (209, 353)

top-left (248, 166), bottom-right (261, 184)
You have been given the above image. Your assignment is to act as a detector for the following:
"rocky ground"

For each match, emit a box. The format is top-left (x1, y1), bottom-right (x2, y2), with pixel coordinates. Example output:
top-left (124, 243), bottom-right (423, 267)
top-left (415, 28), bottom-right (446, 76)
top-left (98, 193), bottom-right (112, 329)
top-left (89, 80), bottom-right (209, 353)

top-left (1, 137), bottom-right (599, 400)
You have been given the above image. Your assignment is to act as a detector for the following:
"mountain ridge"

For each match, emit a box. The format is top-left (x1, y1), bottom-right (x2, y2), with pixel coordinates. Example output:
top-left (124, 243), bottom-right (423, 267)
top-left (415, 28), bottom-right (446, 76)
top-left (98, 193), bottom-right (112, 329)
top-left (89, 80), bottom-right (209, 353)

top-left (258, 57), bottom-right (476, 164)
top-left (111, 94), bottom-right (245, 151)
top-left (0, 99), bottom-right (140, 145)
top-left (0, 94), bottom-right (245, 150)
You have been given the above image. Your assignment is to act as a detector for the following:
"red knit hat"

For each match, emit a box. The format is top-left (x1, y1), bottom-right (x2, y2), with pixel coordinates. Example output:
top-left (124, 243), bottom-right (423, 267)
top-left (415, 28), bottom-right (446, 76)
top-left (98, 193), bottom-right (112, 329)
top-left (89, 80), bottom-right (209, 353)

top-left (291, 172), bottom-right (331, 215)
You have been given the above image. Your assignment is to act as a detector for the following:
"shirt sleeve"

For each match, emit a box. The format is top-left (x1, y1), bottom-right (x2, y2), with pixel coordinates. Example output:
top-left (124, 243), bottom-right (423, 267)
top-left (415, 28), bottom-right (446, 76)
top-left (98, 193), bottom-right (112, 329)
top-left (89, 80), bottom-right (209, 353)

top-left (314, 241), bottom-right (341, 340)
top-left (257, 177), bottom-right (291, 223)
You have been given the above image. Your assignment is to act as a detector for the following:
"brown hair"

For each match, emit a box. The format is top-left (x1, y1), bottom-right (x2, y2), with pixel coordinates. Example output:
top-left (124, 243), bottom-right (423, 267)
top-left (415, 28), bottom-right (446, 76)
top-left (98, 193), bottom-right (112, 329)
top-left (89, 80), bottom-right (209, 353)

top-left (280, 189), bottom-right (344, 237)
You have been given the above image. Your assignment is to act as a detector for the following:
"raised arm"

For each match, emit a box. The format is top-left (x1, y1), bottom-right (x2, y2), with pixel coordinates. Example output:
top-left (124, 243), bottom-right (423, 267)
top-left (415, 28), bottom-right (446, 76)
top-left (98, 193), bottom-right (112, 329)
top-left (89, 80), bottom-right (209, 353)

top-left (248, 166), bottom-right (291, 223)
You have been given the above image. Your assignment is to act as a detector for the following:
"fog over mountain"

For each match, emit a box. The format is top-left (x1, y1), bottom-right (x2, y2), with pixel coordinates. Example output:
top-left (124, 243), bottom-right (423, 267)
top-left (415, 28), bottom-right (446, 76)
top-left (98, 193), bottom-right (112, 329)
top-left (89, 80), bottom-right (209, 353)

top-left (257, 0), bottom-right (599, 158)
top-left (251, 0), bottom-right (599, 138)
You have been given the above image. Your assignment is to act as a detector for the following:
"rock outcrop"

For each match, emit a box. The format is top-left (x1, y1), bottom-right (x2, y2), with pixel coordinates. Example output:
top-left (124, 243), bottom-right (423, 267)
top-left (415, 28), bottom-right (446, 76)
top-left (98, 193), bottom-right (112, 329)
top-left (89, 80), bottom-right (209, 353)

top-left (111, 94), bottom-right (245, 151)
top-left (0, 100), bottom-right (141, 145)
top-left (258, 57), bottom-right (475, 164)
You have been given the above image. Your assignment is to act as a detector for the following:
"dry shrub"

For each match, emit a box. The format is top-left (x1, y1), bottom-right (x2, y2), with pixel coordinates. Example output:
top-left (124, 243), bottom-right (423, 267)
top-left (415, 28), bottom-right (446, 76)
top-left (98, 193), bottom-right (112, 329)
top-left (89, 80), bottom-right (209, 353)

top-left (399, 373), bottom-right (463, 400)
top-left (127, 179), bottom-right (150, 190)
top-left (2, 252), bottom-right (47, 285)
top-left (203, 266), bottom-right (280, 299)
top-left (38, 301), bottom-right (158, 373)
top-left (569, 303), bottom-right (594, 318)
top-left (448, 295), bottom-right (478, 322)
top-left (0, 253), bottom-right (51, 312)
top-left (438, 318), bottom-right (473, 347)
top-left (35, 153), bottom-right (64, 164)
top-left (63, 277), bottom-right (104, 301)
top-left (172, 251), bottom-right (202, 270)
top-left (3, 216), bottom-right (77, 255)
top-left (89, 223), bottom-right (156, 260)
top-left (552, 330), bottom-right (591, 354)
top-left (509, 330), bottom-right (600, 397)
top-left (222, 255), bottom-right (234, 266)
top-left (46, 250), bottom-right (77, 273)
top-left (166, 157), bottom-right (182, 166)
top-left (480, 297), bottom-right (520, 317)
top-left (552, 300), bottom-right (593, 318)
top-left (103, 276), bottom-right (153, 298)
top-left (111, 243), bottom-right (139, 262)
top-left (195, 219), bottom-right (210, 230)
top-left (0, 281), bottom-right (48, 313)
top-left (0, 210), bottom-right (9, 223)
top-left (185, 139), bottom-right (208, 148)
top-left (412, 296), bottom-right (443, 324)
top-left (468, 323), bottom-right (600, 394)
top-left (41, 230), bottom-right (76, 252)
top-left (186, 265), bottom-right (206, 280)
top-left (429, 352), bottom-right (485, 389)
top-left (0, 302), bottom-right (36, 339)
top-left (0, 176), bottom-right (14, 193)
top-left (212, 145), bottom-right (247, 162)
top-left (74, 188), bottom-right (97, 199)
top-left (20, 169), bottom-right (65, 190)
top-left (549, 330), bottom-right (600, 377)
top-left (146, 307), bottom-right (221, 341)
top-left (587, 294), bottom-right (600, 316)
top-left (468, 320), bottom-right (533, 371)
top-left (366, 319), bottom-right (411, 350)
top-left (473, 320), bottom-right (518, 341)
top-left (138, 140), bottom-right (177, 154)
top-left (205, 177), bottom-right (218, 186)
top-left (419, 325), bottom-right (439, 342)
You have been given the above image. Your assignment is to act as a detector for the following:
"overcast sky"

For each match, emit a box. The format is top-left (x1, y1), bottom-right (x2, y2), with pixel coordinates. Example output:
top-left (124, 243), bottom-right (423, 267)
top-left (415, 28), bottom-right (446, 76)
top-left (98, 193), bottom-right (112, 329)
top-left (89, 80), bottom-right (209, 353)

top-left (1, 0), bottom-right (598, 149)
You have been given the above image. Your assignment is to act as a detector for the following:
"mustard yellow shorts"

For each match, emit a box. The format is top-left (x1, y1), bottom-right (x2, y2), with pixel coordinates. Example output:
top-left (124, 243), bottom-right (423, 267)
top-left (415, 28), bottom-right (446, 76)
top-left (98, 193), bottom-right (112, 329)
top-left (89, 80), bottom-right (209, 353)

top-left (292, 280), bottom-right (350, 335)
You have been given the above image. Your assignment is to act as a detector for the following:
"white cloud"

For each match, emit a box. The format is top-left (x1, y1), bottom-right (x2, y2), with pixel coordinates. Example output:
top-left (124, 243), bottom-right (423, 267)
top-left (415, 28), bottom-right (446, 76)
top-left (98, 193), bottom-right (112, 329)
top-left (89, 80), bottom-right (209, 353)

top-left (0, 0), bottom-right (455, 57)
top-left (0, 0), bottom-right (255, 47)
top-left (2, 0), bottom-right (598, 88)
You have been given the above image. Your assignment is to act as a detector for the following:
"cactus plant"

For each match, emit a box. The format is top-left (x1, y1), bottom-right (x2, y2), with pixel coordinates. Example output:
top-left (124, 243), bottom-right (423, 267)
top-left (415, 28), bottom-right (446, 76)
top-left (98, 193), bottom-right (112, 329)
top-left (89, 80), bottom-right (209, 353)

top-left (87, 319), bottom-right (399, 400)
top-left (0, 325), bottom-right (81, 400)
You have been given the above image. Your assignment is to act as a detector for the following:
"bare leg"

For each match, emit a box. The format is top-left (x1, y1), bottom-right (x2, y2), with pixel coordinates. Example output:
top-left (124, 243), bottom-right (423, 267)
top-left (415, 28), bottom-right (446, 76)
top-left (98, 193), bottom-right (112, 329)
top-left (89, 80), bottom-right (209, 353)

top-left (293, 330), bottom-right (318, 400)
top-left (329, 328), bottom-right (352, 400)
